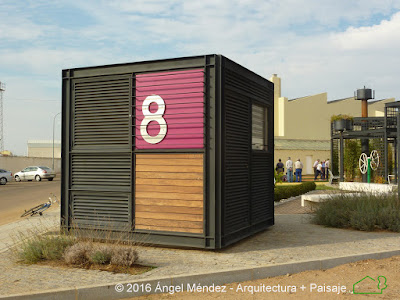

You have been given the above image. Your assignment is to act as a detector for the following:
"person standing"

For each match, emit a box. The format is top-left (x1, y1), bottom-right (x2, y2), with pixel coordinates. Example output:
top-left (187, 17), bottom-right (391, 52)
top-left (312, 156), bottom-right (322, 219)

top-left (286, 157), bottom-right (293, 182)
top-left (276, 159), bottom-right (284, 174)
top-left (295, 158), bottom-right (303, 182)
top-left (316, 161), bottom-right (323, 180)
top-left (313, 159), bottom-right (320, 180)
top-left (321, 160), bottom-right (326, 180)
top-left (325, 159), bottom-right (330, 179)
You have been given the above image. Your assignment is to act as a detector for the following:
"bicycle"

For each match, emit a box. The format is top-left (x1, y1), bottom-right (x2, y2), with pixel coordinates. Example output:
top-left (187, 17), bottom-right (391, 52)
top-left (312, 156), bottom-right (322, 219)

top-left (21, 193), bottom-right (59, 217)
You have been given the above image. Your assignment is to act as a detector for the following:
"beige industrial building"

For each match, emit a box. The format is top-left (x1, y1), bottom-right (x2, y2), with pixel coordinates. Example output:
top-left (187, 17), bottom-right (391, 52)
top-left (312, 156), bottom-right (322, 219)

top-left (271, 74), bottom-right (395, 174)
top-left (27, 140), bottom-right (61, 158)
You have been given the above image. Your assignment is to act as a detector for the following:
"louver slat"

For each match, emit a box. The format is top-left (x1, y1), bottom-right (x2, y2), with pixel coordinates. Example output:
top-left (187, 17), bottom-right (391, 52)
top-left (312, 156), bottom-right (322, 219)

top-left (224, 87), bottom-right (250, 234)
top-left (251, 154), bottom-right (273, 223)
top-left (73, 77), bottom-right (130, 148)
top-left (71, 193), bottom-right (130, 229)
top-left (71, 154), bottom-right (131, 189)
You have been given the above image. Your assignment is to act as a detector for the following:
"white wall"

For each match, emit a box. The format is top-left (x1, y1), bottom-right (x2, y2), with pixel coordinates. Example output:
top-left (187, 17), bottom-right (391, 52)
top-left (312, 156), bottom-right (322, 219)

top-left (0, 156), bottom-right (61, 173)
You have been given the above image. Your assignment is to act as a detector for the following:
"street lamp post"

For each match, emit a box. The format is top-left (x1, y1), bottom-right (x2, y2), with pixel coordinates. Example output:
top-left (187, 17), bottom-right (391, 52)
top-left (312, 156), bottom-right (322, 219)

top-left (53, 112), bottom-right (61, 170)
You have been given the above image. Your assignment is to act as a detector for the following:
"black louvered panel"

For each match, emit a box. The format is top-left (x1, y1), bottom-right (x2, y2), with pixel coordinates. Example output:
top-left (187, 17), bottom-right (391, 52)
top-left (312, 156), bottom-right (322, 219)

top-left (224, 89), bottom-right (250, 234)
top-left (73, 76), bottom-right (130, 148)
top-left (71, 192), bottom-right (130, 229)
top-left (224, 69), bottom-right (273, 102)
top-left (71, 154), bottom-right (131, 190)
top-left (251, 154), bottom-right (273, 223)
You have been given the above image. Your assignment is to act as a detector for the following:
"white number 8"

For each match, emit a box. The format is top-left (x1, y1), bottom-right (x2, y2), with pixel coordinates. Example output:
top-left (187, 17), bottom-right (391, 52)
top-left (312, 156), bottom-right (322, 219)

top-left (140, 95), bottom-right (167, 144)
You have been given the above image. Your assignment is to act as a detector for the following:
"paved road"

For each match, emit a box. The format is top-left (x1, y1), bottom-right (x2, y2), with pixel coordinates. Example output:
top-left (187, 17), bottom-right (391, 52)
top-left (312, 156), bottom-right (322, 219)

top-left (0, 176), bottom-right (60, 225)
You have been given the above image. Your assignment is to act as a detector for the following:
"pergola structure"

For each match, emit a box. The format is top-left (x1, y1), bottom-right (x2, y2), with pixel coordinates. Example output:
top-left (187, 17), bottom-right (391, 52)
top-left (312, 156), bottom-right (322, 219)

top-left (331, 101), bottom-right (400, 193)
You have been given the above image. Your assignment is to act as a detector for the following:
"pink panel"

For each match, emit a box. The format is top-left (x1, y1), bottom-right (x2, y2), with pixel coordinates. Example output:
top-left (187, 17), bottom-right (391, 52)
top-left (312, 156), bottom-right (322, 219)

top-left (135, 69), bottom-right (204, 149)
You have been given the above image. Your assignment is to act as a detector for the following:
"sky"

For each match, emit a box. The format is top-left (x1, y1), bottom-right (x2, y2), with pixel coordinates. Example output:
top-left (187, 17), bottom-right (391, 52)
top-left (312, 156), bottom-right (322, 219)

top-left (0, 0), bottom-right (400, 155)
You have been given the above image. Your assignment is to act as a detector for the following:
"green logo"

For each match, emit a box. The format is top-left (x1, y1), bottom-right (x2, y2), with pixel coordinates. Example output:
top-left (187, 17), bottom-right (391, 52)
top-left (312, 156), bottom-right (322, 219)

top-left (353, 276), bottom-right (387, 294)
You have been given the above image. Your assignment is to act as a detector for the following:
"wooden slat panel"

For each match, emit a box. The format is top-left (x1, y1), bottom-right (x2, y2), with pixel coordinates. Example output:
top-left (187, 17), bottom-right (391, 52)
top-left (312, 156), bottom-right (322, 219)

top-left (136, 178), bottom-right (203, 187)
top-left (135, 218), bottom-right (202, 229)
top-left (135, 153), bottom-right (203, 233)
top-left (136, 204), bottom-right (203, 215)
top-left (135, 212), bottom-right (202, 222)
top-left (135, 192), bottom-right (203, 201)
top-left (136, 165), bottom-right (203, 173)
top-left (136, 185), bottom-right (203, 194)
top-left (136, 198), bottom-right (203, 207)
top-left (135, 225), bottom-right (202, 234)
top-left (136, 171), bottom-right (203, 180)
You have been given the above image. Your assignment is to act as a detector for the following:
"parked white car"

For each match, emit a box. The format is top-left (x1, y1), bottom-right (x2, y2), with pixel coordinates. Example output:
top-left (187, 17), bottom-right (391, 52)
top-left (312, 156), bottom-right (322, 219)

top-left (14, 166), bottom-right (56, 182)
top-left (0, 169), bottom-right (13, 185)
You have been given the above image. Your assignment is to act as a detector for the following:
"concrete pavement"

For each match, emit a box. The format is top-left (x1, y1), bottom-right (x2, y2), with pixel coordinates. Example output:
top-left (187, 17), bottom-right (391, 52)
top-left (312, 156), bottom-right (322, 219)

top-left (1, 196), bottom-right (400, 299)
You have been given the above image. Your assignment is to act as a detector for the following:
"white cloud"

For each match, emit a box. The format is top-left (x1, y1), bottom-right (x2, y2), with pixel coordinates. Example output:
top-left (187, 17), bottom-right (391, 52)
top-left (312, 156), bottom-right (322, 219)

top-left (333, 12), bottom-right (400, 51)
top-left (0, 24), bottom-right (44, 40)
top-left (0, 16), bottom-right (48, 40)
top-left (0, 48), bottom-right (134, 76)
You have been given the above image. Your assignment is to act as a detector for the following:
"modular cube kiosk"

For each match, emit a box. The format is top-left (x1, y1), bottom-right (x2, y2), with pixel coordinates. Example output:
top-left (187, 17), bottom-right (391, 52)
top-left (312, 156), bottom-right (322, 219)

top-left (61, 55), bottom-right (274, 249)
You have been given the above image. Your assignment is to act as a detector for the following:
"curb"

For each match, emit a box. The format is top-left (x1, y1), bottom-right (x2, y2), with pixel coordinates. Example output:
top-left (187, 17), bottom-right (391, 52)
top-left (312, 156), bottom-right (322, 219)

top-left (2, 249), bottom-right (400, 300)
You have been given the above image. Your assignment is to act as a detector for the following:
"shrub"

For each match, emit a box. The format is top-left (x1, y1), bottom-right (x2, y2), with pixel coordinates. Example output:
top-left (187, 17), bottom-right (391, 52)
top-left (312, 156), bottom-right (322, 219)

top-left (111, 247), bottom-right (138, 267)
top-left (18, 235), bottom-right (75, 264)
top-left (274, 182), bottom-right (316, 202)
top-left (88, 245), bottom-right (113, 265)
top-left (312, 193), bottom-right (400, 232)
top-left (330, 114), bottom-right (354, 122)
top-left (64, 242), bottom-right (138, 267)
top-left (64, 242), bottom-right (92, 265)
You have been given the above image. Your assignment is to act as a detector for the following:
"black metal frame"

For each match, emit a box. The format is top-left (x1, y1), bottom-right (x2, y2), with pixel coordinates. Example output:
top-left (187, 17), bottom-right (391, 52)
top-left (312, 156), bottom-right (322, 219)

top-left (62, 54), bottom-right (274, 249)
top-left (330, 102), bottom-right (400, 192)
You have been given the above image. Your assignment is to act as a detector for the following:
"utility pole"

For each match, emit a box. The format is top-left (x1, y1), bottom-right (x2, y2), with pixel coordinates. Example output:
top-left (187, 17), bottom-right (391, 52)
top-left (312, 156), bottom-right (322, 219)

top-left (0, 82), bottom-right (5, 152)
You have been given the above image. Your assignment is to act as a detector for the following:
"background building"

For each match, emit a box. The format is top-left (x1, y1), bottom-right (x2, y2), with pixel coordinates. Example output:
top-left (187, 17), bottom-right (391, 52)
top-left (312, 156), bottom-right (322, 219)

top-left (0, 150), bottom-right (12, 156)
top-left (271, 74), bottom-right (395, 174)
top-left (27, 140), bottom-right (61, 158)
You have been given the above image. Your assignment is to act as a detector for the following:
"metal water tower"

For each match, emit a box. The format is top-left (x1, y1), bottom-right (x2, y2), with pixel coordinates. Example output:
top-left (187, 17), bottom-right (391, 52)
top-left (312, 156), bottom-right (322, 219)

top-left (355, 86), bottom-right (375, 117)
top-left (355, 86), bottom-right (374, 182)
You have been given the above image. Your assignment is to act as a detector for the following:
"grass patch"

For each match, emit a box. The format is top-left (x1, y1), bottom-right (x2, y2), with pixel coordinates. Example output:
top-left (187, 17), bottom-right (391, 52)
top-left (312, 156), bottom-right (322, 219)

top-left (274, 182), bottom-right (316, 202)
top-left (312, 193), bottom-right (400, 232)
top-left (316, 184), bottom-right (338, 191)
top-left (16, 234), bottom-right (75, 264)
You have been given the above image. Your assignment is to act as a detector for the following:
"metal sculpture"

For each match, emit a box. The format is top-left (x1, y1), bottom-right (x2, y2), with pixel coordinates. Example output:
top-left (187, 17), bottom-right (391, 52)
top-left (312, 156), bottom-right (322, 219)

top-left (359, 150), bottom-right (380, 183)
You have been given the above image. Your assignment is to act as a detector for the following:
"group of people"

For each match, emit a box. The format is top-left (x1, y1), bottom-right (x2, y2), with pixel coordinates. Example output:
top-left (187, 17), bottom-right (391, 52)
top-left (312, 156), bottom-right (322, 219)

top-left (275, 157), bottom-right (304, 182)
top-left (275, 157), bottom-right (330, 183)
top-left (313, 159), bottom-right (330, 180)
